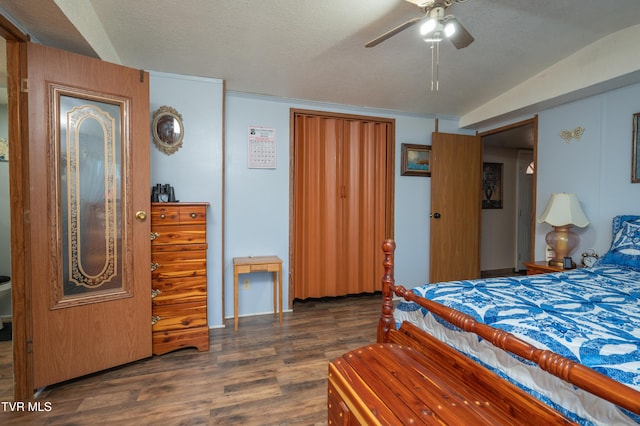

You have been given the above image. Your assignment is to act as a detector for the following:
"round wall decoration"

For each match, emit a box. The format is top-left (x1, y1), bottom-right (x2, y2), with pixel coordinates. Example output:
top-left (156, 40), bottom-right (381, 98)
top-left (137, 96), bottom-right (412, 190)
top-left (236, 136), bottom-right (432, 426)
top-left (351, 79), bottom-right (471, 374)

top-left (152, 106), bottom-right (184, 155)
top-left (0, 137), bottom-right (8, 161)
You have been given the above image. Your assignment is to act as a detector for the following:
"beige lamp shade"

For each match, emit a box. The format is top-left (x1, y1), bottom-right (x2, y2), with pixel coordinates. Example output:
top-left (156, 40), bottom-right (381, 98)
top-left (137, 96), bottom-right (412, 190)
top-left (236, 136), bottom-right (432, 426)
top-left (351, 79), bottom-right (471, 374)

top-left (537, 193), bottom-right (589, 228)
top-left (538, 193), bottom-right (589, 268)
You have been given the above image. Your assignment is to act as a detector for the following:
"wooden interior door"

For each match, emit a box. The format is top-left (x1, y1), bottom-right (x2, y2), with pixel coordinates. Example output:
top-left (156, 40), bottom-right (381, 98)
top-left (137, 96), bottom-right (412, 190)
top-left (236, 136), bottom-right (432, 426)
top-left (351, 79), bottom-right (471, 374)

top-left (291, 111), bottom-right (394, 300)
top-left (429, 132), bottom-right (482, 283)
top-left (25, 42), bottom-right (151, 388)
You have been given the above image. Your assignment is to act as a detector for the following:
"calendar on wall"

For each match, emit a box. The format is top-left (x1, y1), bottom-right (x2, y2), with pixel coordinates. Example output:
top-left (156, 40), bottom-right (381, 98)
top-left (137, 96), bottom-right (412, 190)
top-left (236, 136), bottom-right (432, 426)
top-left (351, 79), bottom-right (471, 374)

top-left (248, 126), bottom-right (276, 169)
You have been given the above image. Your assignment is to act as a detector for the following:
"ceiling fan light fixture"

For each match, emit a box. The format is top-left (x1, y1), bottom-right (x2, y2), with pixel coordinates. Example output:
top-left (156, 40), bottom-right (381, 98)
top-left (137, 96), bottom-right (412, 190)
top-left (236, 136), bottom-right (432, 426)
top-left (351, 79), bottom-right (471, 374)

top-left (423, 34), bottom-right (443, 43)
top-left (365, 2), bottom-right (474, 49)
top-left (444, 21), bottom-right (456, 37)
top-left (419, 18), bottom-right (437, 36)
top-left (445, 16), bottom-right (474, 49)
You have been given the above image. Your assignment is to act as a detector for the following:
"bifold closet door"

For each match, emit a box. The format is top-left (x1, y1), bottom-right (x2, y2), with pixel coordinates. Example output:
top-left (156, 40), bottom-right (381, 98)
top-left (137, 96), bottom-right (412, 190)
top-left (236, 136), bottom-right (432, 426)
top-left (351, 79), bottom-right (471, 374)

top-left (292, 113), bottom-right (390, 299)
top-left (341, 120), bottom-right (388, 295)
top-left (293, 115), bottom-right (344, 299)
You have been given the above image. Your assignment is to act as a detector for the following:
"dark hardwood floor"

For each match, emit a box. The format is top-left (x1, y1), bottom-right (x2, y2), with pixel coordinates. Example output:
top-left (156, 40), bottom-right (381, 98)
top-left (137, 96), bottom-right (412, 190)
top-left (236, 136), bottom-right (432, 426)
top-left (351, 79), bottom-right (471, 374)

top-left (0, 293), bottom-right (381, 425)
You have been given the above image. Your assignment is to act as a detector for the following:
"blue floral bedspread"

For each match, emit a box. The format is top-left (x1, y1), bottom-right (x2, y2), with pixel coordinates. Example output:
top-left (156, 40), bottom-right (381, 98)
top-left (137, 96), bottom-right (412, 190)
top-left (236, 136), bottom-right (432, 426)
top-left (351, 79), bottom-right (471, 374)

top-left (395, 265), bottom-right (640, 424)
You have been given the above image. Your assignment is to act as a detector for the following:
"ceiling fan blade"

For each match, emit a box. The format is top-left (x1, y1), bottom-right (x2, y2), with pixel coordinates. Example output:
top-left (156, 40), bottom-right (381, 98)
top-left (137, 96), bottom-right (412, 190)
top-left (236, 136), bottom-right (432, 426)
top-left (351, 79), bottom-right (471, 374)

top-left (446, 17), bottom-right (474, 49)
top-left (365, 16), bottom-right (423, 48)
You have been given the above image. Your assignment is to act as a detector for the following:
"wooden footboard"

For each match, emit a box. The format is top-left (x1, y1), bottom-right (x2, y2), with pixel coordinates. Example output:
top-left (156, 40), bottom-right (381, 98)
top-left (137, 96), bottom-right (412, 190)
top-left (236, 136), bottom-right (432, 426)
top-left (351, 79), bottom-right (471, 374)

top-left (377, 239), bottom-right (640, 416)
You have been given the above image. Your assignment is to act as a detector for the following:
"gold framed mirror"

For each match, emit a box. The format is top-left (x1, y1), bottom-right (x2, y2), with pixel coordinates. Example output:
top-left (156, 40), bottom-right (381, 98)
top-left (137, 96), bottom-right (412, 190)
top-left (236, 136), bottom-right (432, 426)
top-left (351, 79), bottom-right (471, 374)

top-left (152, 105), bottom-right (184, 155)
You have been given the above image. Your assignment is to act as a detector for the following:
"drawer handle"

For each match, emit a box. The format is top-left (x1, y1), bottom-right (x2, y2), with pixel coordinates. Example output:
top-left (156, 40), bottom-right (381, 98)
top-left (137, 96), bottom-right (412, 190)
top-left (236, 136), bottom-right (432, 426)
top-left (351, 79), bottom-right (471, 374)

top-left (150, 232), bottom-right (160, 241)
top-left (151, 315), bottom-right (161, 325)
top-left (160, 213), bottom-right (166, 219)
top-left (151, 289), bottom-right (162, 298)
top-left (190, 212), bottom-right (197, 219)
top-left (151, 262), bottom-right (161, 272)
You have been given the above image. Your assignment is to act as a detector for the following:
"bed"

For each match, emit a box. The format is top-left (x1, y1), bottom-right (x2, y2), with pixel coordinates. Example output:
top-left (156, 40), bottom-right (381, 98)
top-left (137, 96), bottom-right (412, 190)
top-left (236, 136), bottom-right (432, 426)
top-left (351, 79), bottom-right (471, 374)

top-left (377, 215), bottom-right (640, 425)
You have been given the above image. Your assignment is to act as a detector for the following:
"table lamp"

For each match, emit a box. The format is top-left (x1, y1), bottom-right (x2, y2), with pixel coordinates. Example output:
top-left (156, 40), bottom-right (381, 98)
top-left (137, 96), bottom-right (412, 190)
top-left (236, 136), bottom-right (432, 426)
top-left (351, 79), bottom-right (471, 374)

top-left (537, 193), bottom-right (589, 268)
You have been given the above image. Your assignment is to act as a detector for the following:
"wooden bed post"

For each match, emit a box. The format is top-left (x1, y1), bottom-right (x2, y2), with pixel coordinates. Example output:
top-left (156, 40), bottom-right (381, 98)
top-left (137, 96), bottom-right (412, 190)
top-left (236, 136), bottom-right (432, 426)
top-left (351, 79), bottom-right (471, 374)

top-left (377, 239), bottom-right (396, 343)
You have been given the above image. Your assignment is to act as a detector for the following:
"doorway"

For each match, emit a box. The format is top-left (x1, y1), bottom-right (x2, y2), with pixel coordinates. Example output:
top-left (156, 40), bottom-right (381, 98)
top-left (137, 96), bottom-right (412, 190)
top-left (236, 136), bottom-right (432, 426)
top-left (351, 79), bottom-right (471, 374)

top-left (0, 35), bottom-right (151, 399)
top-left (480, 118), bottom-right (537, 276)
top-left (0, 35), bottom-right (10, 401)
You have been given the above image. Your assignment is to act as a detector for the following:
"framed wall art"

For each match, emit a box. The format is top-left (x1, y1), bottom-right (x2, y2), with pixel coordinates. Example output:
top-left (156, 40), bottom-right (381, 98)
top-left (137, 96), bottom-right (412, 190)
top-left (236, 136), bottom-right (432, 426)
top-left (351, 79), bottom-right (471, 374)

top-left (401, 143), bottom-right (431, 177)
top-left (632, 112), bottom-right (640, 183)
top-left (482, 162), bottom-right (503, 209)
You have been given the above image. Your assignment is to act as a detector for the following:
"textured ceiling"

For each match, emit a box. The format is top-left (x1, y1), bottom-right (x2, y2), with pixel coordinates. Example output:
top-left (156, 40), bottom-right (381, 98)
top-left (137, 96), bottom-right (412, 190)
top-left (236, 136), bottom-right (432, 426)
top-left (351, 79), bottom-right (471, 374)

top-left (1, 0), bottom-right (640, 128)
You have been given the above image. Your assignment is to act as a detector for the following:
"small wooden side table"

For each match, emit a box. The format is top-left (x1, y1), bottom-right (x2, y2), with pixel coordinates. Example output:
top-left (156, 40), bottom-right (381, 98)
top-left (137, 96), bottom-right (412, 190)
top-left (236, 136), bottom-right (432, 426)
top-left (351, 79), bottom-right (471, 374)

top-left (524, 260), bottom-right (582, 275)
top-left (233, 256), bottom-right (283, 331)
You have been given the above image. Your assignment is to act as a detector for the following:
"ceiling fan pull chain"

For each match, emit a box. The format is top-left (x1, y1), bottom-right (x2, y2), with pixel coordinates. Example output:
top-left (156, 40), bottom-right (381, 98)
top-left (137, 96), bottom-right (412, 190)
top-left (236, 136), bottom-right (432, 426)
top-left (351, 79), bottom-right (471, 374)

top-left (431, 42), bottom-right (435, 91)
top-left (430, 41), bottom-right (440, 92)
top-left (435, 41), bottom-right (440, 91)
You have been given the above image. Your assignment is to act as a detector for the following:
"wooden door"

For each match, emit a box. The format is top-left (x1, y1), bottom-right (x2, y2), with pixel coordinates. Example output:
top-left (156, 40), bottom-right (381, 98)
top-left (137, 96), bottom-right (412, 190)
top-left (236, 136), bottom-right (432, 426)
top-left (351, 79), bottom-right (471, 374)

top-left (292, 114), bottom-right (343, 298)
top-left (291, 111), bottom-right (394, 300)
top-left (25, 42), bottom-right (151, 388)
top-left (429, 132), bottom-right (482, 283)
top-left (342, 120), bottom-right (390, 295)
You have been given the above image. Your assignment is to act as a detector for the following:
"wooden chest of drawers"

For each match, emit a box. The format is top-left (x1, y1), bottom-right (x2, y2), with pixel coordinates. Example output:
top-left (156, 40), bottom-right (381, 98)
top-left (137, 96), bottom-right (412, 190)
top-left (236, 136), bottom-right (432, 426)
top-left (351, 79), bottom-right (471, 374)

top-left (151, 202), bottom-right (209, 355)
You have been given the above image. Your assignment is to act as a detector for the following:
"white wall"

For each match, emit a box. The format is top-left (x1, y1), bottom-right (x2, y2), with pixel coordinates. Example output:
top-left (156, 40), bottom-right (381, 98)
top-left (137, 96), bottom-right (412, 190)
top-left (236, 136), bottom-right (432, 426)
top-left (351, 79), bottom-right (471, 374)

top-left (148, 77), bottom-right (460, 327)
top-left (598, 82), bottom-right (640, 243)
top-left (392, 115), bottom-right (435, 288)
top-left (224, 92), bottom-right (465, 320)
top-left (224, 94), bottom-right (291, 321)
top-left (483, 81), bottom-right (640, 261)
top-left (481, 146), bottom-right (518, 271)
top-left (151, 72), bottom-right (640, 328)
top-left (393, 118), bottom-right (474, 287)
top-left (535, 83), bottom-right (640, 259)
top-left (149, 72), bottom-right (224, 327)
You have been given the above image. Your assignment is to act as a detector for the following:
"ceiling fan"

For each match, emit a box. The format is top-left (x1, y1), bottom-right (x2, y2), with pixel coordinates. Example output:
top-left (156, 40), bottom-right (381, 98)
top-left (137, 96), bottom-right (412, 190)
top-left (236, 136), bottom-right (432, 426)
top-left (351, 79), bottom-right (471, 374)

top-left (365, 0), bottom-right (474, 49)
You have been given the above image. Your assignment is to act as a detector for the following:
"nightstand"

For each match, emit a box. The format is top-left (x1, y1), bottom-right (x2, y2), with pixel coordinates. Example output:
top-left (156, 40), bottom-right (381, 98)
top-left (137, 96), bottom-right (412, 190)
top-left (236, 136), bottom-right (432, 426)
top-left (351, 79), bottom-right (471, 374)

top-left (524, 261), bottom-right (579, 275)
top-left (233, 256), bottom-right (283, 331)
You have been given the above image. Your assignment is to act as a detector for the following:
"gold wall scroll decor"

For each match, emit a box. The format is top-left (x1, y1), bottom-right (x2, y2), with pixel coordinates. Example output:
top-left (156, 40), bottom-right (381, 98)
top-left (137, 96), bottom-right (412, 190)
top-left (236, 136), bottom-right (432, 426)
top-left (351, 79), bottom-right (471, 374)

top-left (560, 126), bottom-right (584, 143)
